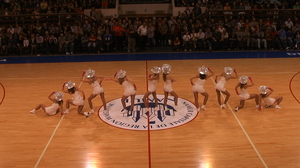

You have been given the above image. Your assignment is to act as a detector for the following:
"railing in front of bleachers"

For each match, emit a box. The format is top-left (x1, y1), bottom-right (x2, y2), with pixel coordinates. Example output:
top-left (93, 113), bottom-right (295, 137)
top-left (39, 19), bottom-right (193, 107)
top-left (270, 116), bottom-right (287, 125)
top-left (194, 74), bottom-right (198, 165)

top-left (0, 13), bottom-right (99, 27)
top-left (1, 9), bottom-right (300, 27)
top-left (196, 9), bottom-right (300, 22)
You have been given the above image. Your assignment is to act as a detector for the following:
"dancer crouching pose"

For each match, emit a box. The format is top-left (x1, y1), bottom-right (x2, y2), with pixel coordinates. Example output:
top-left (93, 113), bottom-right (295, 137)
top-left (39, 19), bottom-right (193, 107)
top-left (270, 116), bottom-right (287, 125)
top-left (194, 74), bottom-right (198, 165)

top-left (190, 66), bottom-right (214, 111)
top-left (215, 67), bottom-right (238, 109)
top-left (258, 85), bottom-right (283, 109)
top-left (234, 76), bottom-right (261, 112)
top-left (113, 70), bottom-right (136, 114)
top-left (62, 81), bottom-right (90, 118)
top-left (30, 92), bottom-right (64, 115)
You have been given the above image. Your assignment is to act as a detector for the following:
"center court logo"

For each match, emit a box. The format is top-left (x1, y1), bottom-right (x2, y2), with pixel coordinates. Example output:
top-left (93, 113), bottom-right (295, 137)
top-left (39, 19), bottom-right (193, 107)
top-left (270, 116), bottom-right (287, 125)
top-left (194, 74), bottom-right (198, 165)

top-left (98, 95), bottom-right (198, 131)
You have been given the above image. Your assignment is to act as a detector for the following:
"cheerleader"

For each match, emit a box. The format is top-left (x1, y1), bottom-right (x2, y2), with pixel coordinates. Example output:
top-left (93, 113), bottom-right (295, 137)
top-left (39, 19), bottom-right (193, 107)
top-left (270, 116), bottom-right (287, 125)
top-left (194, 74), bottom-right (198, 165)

top-left (258, 85), bottom-right (283, 109)
top-left (234, 76), bottom-right (261, 112)
top-left (30, 92), bottom-right (64, 116)
top-left (190, 66), bottom-right (214, 111)
top-left (62, 81), bottom-right (90, 117)
top-left (113, 70), bottom-right (136, 114)
top-left (215, 67), bottom-right (238, 109)
top-left (162, 64), bottom-right (178, 110)
top-left (143, 66), bottom-right (161, 110)
top-left (81, 69), bottom-right (107, 114)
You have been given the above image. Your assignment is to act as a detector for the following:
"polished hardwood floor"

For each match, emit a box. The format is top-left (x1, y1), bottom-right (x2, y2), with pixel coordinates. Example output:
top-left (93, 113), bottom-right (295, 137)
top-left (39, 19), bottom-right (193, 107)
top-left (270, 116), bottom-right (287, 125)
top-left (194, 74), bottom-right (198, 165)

top-left (0, 57), bottom-right (299, 168)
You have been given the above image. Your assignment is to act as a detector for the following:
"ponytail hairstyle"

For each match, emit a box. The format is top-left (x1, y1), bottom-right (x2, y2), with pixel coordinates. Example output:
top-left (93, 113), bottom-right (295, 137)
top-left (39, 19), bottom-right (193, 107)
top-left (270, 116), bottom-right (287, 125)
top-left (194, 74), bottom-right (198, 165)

top-left (68, 87), bottom-right (75, 94)
top-left (163, 73), bottom-right (167, 81)
top-left (118, 77), bottom-right (125, 85)
top-left (199, 74), bottom-right (207, 79)
top-left (154, 73), bottom-right (160, 82)
top-left (240, 83), bottom-right (247, 89)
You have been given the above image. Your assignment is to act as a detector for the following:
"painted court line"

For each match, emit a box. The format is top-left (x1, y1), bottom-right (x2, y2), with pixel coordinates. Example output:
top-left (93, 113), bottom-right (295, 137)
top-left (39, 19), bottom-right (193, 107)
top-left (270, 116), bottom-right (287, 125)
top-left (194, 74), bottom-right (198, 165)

top-left (210, 78), bottom-right (268, 168)
top-left (34, 76), bottom-right (85, 167)
top-left (34, 115), bottom-right (65, 168)
top-left (145, 60), bottom-right (152, 168)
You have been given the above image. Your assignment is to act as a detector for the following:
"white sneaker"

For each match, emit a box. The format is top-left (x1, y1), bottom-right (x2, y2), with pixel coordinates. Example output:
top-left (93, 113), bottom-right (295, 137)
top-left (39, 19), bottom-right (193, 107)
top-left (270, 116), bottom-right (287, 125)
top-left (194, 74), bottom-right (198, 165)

top-left (70, 52), bottom-right (73, 54)
top-left (275, 105), bottom-right (281, 109)
top-left (66, 52), bottom-right (70, 55)
top-left (83, 112), bottom-right (90, 118)
top-left (63, 109), bottom-right (69, 115)
top-left (90, 109), bottom-right (95, 113)
top-left (256, 105), bottom-right (262, 111)
top-left (201, 105), bottom-right (206, 110)
top-left (121, 109), bottom-right (128, 114)
top-left (220, 104), bottom-right (226, 109)
top-left (30, 109), bottom-right (36, 114)
top-left (234, 107), bottom-right (239, 112)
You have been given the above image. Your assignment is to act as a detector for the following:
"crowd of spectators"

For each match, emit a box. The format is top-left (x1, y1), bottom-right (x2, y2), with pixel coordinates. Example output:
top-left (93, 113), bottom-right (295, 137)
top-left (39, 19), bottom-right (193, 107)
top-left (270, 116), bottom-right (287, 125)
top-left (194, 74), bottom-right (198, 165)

top-left (1, 0), bottom-right (300, 56)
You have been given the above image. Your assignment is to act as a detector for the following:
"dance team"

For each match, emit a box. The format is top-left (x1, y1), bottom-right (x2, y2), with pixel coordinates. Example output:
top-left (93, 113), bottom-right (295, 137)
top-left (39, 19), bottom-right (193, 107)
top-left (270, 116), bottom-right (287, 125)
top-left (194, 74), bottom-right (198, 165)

top-left (30, 64), bottom-right (283, 117)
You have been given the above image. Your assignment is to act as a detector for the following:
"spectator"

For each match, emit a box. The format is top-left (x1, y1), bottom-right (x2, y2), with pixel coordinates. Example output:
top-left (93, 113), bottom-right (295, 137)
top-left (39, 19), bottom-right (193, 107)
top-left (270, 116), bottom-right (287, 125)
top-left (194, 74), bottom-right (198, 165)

top-left (190, 29), bottom-right (198, 51)
top-left (173, 37), bottom-right (181, 51)
top-left (269, 28), bottom-right (279, 49)
top-left (113, 20), bottom-right (125, 51)
top-left (192, 3), bottom-right (202, 17)
top-left (147, 22), bottom-right (156, 50)
top-left (205, 28), bottom-right (213, 51)
top-left (229, 31), bottom-right (238, 50)
top-left (257, 29), bottom-right (268, 50)
top-left (223, 3), bottom-right (232, 19)
top-left (1, 34), bottom-right (8, 55)
top-left (236, 28), bottom-right (244, 50)
top-left (96, 26), bottom-right (104, 53)
top-left (65, 32), bottom-right (74, 54)
top-left (48, 34), bottom-right (58, 54)
top-left (197, 28), bottom-right (205, 51)
top-left (58, 33), bottom-right (66, 53)
top-left (182, 31), bottom-right (191, 51)
top-left (103, 30), bottom-right (113, 52)
top-left (74, 31), bottom-right (83, 53)
top-left (158, 21), bottom-right (168, 47)
top-left (87, 32), bottom-right (97, 53)
top-left (212, 28), bottom-right (222, 50)
top-left (126, 24), bottom-right (135, 53)
top-left (278, 27), bottom-right (287, 50)
top-left (22, 36), bottom-right (30, 55)
top-left (40, 0), bottom-right (48, 13)
top-left (7, 34), bottom-right (16, 55)
top-left (36, 33), bottom-right (44, 56)
top-left (286, 29), bottom-right (294, 49)
top-left (221, 29), bottom-right (229, 50)
top-left (43, 31), bottom-right (50, 54)
top-left (30, 34), bottom-right (37, 55)
top-left (137, 22), bottom-right (147, 50)
top-left (243, 28), bottom-right (251, 50)
top-left (285, 18), bottom-right (294, 31)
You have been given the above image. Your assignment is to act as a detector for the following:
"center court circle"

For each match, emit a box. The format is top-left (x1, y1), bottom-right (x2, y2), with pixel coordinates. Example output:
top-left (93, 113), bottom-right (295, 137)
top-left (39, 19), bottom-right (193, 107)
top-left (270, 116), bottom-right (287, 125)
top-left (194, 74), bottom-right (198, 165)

top-left (98, 95), bottom-right (198, 131)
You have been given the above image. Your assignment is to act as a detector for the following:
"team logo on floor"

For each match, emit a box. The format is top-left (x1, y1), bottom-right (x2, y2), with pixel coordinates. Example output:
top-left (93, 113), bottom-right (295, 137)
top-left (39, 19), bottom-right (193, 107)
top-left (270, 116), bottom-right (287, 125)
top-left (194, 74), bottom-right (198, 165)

top-left (98, 95), bottom-right (198, 131)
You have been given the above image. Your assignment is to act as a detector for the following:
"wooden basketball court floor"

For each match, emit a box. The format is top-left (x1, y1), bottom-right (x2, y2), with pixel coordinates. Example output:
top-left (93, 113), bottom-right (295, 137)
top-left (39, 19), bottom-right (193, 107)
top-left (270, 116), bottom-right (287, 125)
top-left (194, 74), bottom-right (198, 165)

top-left (0, 55), bottom-right (300, 168)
